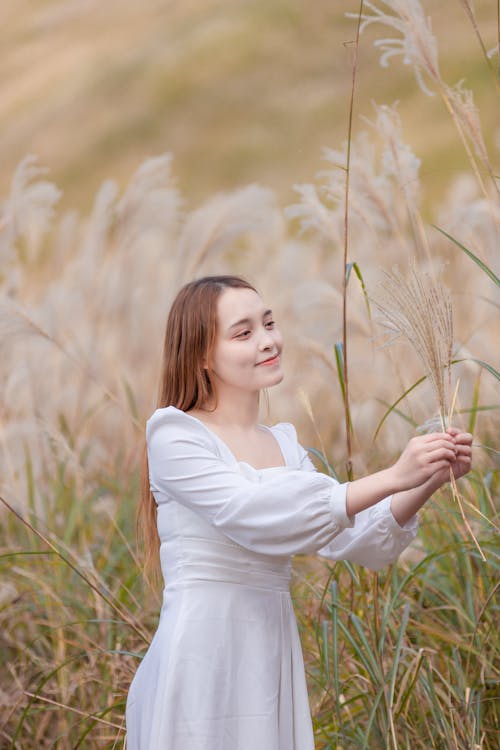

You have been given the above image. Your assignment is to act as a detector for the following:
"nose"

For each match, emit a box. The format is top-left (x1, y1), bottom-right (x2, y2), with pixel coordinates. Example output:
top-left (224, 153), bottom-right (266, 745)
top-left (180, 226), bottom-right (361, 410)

top-left (258, 326), bottom-right (274, 350)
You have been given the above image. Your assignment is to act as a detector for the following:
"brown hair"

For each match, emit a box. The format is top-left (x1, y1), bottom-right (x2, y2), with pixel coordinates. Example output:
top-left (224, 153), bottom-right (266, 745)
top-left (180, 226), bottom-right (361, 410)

top-left (137, 275), bottom-right (258, 579)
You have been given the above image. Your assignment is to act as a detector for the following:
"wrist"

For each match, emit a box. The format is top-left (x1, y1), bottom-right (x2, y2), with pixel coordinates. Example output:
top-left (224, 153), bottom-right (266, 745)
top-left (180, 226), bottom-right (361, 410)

top-left (380, 466), bottom-right (403, 495)
top-left (424, 473), bottom-right (445, 495)
top-left (346, 468), bottom-right (399, 516)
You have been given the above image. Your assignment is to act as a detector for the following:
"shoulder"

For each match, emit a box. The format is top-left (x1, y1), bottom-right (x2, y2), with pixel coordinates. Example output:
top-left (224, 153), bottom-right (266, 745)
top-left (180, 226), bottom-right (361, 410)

top-left (268, 421), bottom-right (299, 444)
top-left (268, 421), bottom-right (314, 469)
top-left (270, 422), bottom-right (315, 470)
top-left (146, 405), bottom-right (218, 451)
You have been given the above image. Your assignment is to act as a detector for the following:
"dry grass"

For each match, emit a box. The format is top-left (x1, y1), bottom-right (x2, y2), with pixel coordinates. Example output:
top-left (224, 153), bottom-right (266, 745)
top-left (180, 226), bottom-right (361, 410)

top-left (372, 264), bottom-right (454, 424)
top-left (0, 1), bottom-right (499, 747)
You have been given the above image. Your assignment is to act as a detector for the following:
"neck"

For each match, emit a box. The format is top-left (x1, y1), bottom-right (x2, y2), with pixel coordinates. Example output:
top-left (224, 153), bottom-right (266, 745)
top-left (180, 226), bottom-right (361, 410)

top-left (202, 387), bottom-right (262, 429)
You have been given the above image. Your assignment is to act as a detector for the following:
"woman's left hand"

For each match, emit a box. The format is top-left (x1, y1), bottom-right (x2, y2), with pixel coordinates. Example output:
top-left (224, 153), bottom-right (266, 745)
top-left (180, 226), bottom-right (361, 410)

top-left (432, 427), bottom-right (473, 486)
top-left (389, 428), bottom-right (473, 527)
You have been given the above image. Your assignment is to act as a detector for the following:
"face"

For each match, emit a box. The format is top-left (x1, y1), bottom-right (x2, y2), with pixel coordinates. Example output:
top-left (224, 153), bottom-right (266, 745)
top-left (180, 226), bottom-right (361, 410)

top-left (208, 287), bottom-right (284, 394)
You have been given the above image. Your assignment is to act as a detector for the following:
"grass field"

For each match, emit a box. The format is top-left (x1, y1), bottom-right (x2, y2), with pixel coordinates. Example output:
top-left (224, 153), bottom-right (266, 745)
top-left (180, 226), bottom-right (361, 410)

top-left (1, 1), bottom-right (499, 747)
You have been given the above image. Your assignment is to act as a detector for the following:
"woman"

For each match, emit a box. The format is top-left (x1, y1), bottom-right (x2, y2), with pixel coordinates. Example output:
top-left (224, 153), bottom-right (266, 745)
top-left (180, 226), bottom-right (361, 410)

top-left (125, 274), bottom-right (472, 750)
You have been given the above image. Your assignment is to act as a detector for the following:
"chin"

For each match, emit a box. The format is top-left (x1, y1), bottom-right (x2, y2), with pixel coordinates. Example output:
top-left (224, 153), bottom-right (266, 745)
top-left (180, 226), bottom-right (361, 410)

top-left (268, 370), bottom-right (284, 386)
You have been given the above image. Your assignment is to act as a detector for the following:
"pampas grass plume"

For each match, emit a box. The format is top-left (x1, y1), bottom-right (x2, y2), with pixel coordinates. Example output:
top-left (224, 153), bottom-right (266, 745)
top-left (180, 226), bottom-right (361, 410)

top-left (373, 263), bottom-right (453, 426)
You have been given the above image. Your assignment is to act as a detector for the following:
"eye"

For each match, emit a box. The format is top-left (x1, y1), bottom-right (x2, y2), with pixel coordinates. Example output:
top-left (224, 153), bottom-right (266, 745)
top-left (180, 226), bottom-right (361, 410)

top-left (236, 330), bottom-right (251, 339)
top-left (265, 320), bottom-right (275, 329)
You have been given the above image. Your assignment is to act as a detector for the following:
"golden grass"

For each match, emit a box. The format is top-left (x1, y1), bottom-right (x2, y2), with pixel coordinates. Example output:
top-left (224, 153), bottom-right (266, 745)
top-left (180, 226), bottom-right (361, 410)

top-left (0, 1), bottom-right (499, 747)
top-left (0, 0), bottom-right (497, 211)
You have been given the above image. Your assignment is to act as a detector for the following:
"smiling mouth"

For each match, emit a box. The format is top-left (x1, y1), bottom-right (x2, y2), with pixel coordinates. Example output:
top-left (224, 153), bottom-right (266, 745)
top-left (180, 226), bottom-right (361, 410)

top-left (257, 354), bottom-right (280, 366)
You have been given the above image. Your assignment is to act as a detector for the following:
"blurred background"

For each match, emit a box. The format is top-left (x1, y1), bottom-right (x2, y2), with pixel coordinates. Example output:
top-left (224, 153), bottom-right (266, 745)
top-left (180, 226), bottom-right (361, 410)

top-left (1, 0), bottom-right (497, 211)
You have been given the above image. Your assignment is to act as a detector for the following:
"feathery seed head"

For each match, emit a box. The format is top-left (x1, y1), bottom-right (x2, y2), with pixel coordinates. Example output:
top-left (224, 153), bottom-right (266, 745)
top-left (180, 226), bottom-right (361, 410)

top-left (372, 263), bottom-right (454, 421)
top-left (349, 0), bottom-right (441, 96)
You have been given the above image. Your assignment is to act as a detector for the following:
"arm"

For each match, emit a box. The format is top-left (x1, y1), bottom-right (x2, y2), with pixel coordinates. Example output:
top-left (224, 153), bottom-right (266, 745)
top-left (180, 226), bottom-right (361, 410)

top-left (345, 432), bottom-right (459, 518)
top-left (309, 429), bottom-right (472, 570)
top-left (148, 409), bottom-right (471, 562)
top-left (295, 447), bottom-right (418, 570)
top-left (147, 408), bottom-right (354, 556)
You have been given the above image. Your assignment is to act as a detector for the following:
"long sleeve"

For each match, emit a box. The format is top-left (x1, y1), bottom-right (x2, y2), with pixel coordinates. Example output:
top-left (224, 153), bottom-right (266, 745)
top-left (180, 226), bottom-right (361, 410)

top-left (146, 407), bottom-right (354, 556)
top-left (295, 441), bottom-right (419, 571)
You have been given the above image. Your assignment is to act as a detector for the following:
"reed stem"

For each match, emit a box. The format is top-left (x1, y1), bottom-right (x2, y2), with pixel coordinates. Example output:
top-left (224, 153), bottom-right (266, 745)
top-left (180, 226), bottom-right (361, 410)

top-left (342, 0), bottom-right (364, 481)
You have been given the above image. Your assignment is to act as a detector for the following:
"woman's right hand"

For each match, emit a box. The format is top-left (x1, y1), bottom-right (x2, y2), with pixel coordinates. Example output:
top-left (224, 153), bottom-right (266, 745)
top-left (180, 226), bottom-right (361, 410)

top-left (389, 433), bottom-right (457, 492)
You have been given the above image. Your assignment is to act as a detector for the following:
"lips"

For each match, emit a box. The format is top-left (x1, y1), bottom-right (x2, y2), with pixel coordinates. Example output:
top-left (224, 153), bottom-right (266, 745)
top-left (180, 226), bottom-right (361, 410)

top-left (257, 354), bottom-right (280, 366)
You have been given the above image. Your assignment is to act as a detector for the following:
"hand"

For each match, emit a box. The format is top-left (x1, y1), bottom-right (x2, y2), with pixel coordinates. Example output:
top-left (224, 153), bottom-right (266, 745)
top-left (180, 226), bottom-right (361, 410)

top-left (390, 433), bottom-right (458, 492)
top-left (427, 427), bottom-right (473, 489)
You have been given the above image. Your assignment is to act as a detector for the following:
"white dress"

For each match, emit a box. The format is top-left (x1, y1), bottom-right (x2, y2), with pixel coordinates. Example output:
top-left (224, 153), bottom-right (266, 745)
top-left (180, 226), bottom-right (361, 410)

top-left (125, 406), bottom-right (418, 750)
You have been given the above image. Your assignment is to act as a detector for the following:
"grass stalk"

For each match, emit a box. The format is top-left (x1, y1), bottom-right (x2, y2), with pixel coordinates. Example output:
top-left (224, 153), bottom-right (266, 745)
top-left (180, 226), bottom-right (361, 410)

top-left (437, 81), bottom-right (498, 200)
top-left (0, 493), bottom-right (149, 642)
top-left (447, 378), bottom-right (487, 561)
top-left (22, 692), bottom-right (124, 730)
top-left (459, 0), bottom-right (500, 92)
top-left (341, 0), bottom-right (364, 481)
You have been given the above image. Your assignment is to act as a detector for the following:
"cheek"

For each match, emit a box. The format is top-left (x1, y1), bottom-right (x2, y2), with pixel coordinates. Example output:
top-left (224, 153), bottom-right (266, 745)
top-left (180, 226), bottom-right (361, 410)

top-left (213, 344), bottom-right (252, 373)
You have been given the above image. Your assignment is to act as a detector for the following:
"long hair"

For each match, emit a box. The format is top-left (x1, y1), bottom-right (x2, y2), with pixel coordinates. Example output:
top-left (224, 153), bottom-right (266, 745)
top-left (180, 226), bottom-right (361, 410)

top-left (137, 275), bottom-right (258, 579)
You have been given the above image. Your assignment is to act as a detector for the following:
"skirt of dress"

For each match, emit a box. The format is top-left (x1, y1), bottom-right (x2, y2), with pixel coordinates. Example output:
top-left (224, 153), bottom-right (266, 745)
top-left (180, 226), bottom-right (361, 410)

top-left (125, 578), bottom-right (315, 750)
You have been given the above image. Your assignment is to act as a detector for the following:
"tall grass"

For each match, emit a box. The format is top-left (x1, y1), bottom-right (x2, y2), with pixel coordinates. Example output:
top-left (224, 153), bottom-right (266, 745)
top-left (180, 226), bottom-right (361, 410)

top-left (294, 471), bottom-right (498, 749)
top-left (1, 0), bottom-right (499, 747)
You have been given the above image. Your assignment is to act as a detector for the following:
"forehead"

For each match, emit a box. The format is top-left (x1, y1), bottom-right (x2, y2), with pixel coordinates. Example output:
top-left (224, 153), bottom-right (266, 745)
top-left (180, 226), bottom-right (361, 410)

top-left (217, 287), bottom-right (267, 324)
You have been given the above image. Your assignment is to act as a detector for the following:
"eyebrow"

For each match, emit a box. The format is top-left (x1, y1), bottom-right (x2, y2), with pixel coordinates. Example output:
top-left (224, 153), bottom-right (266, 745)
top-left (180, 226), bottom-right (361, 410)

top-left (228, 309), bottom-right (273, 331)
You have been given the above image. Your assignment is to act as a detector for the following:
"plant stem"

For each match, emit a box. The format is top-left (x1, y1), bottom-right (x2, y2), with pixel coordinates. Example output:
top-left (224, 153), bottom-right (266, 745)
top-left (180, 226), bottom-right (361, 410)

top-left (0, 493), bottom-right (149, 642)
top-left (459, 0), bottom-right (500, 92)
top-left (342, 0), bottom-right (364, 481)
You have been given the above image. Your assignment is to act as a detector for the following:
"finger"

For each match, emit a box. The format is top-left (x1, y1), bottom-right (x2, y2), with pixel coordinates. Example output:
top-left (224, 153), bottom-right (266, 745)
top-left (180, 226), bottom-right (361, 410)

top-left (446, 426), bottom-right (461, 437)
top-left (430, 459), bottom-right (454, 475)
top-left (420, 432), bottom-right (451, 443)
top-left (452, 460), bottom-right (472, 478)
top-left (453, 432), bottom-right (473, 446)
top-left (424, 439), bottom-right (457, 455)
top-left (427, 447), bottom-right (457, 463)
top-left (455, 457), bottom-right (472, 469)
top-left (422, 433), bottom-right (458, 449)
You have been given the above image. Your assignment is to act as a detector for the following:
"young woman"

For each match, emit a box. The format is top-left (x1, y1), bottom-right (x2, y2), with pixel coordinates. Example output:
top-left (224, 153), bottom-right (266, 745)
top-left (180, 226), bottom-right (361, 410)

top-left (125, 274), bottom-right (472, 750)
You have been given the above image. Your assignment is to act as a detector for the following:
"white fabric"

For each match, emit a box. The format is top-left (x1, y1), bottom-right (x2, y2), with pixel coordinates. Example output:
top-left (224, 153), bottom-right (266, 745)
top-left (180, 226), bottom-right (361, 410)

top-left (125, 406), bottom-right (418, 749)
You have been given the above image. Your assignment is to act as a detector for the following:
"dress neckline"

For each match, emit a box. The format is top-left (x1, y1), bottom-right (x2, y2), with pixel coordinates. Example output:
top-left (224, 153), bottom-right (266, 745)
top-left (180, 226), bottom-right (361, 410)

top-left (167, 406), bottom-right (288, 471)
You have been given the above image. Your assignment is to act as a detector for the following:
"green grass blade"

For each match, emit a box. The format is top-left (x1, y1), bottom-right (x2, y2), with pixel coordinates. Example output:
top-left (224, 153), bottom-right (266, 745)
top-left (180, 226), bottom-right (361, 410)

top-left (334, 341), bottom-right (346, 405)
top-left (375, 399), bottom-right (417, 428)
top-left (388, 603), bottom-right (410, 709)
top-left (346, 260), bottom-right (372, 319)
top-left (330, 581), bottom-right (345, 740)
top-left (373, 375), bottom-right (426, 441)
top-left (395, 648), bottom-right (426, 720)
top-left (306, 446), bottom-right (340, 481)
top-left (374, 357), bottom-right (499, 441)
top-left (433, 224), bottom-right (500, 287)
top-left (321, 619), bottom-right (330, 680)
top-left (334, 342), bottom-right (353, 436)
top-left (10, 654), bottom-right (85, 748)
top-left (470, 358), bottom-right (500, 382)
top-left (72, 698), bottom-right (126, 748)
top-left (362, 686), bottom-right (385, 750)
top-left (468, 373), bottom-right (481, 434)
top-left (348, 613), bottom-right (382, 684)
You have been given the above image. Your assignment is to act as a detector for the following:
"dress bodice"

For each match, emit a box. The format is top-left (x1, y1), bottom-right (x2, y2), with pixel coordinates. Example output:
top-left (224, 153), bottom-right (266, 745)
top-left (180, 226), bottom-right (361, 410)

top-left (148, 405), bottom-right (418, 571)
top-left (157, 464), bottom-right (293, 592)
